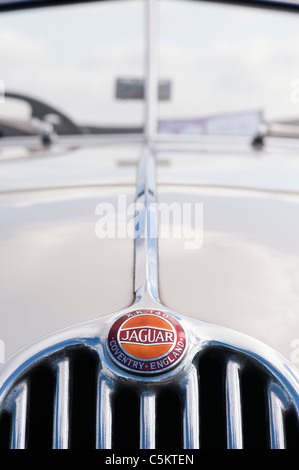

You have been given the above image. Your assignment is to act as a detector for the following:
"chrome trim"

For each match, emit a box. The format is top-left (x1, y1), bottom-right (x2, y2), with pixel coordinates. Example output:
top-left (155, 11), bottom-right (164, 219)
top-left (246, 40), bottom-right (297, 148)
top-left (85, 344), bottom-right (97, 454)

top-left (182, 365), bottom-right (200, 449)
top-left (268, 383), bottom-right (288, 449)
top-left (134, 147), bottom-right (159, 302)
top-left (0, 312), bottom-right (297, 448)
top-left (3, 132), bottom-right (299, 153)
top-left (140, 392), bottom-right (156, 449)
top-left (134, 0), bottom-right (159, 303)
top-left (225, 360), bottom-right (243, 449)
top-left (10, 381), bottom-right (28, 449)
top-left (96, 374), bottom-right (113, 450)
top-left (0, 133), bottom-right (144, 149)
top-left (144, 0), bottom-right (158, 143)
top-left (53, 358), bottom-right (70, 449)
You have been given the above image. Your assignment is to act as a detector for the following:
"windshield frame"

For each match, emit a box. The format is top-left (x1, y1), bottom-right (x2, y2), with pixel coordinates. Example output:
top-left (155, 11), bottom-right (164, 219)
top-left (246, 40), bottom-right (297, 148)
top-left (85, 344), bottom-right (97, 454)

top-left (1, 0), bottom-right (299, 150)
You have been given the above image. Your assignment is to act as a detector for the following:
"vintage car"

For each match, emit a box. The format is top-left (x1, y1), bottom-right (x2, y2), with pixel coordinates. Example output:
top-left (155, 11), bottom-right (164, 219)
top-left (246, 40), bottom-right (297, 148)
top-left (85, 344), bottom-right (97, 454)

top-left (0, 0), bottom-right (298, 451)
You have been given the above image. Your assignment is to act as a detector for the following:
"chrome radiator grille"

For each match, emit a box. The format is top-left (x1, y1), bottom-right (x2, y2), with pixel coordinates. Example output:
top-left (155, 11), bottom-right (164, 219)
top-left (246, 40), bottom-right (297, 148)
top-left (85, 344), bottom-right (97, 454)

top-left (0, 343), bottom-right (298, 449)
top-left (0, 346), bottom-right (99, 449)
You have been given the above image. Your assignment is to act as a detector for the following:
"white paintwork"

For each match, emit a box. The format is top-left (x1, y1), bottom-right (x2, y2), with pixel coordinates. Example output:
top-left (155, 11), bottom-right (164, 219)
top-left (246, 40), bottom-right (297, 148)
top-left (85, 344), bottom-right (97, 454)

top-left (0, 141), bottom-right (298, 369)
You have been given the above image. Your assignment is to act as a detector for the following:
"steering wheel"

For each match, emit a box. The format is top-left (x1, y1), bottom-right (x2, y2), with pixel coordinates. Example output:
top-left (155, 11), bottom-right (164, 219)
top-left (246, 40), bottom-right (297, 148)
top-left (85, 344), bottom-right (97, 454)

top-left (4, 91), bottom-right (83, 136)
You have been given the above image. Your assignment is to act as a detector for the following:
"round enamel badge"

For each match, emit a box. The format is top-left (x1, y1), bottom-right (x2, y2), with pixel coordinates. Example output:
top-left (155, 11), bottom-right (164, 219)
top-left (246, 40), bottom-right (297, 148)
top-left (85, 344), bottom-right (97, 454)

top-left (107, 309), bottom-right (186, 374)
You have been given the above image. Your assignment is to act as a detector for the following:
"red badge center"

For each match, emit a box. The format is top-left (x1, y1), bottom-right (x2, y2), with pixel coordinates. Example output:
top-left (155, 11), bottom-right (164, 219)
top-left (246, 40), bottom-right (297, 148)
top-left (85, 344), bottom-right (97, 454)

top-left (107, 309), bottom-right (186, 374)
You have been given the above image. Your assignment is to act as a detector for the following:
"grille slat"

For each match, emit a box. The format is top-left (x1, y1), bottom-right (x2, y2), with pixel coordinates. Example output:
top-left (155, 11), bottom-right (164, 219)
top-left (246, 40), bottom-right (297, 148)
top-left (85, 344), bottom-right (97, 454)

top-left (182, 365), bottom-right (199, 449)
top-left (52, 358), bottom-right (70, 449)
top-left (268, 383), bottom-right (287, 449)
top-left (140, 392), bottom-right (156, 449)
top-left (10, 382), bottom-right (28, 449)
top-left (225, 360), bottom-right (243, 449)
top-left (96, 375), bottom-right (113, 449)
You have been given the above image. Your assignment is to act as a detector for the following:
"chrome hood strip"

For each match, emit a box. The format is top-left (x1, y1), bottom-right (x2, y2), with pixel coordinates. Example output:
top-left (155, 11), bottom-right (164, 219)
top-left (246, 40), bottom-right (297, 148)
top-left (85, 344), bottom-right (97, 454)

top-left (134, 147), bottom-right (159, 303)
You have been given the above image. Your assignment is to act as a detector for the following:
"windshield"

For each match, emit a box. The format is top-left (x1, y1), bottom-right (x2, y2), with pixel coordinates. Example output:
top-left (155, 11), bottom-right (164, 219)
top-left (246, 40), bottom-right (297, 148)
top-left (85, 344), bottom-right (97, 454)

top-left (0, 0), bottom-right (145, 133)
top-left (1, 0), bottom-right (299, 138)
top-left (158, 1), bottom-right (299, 136)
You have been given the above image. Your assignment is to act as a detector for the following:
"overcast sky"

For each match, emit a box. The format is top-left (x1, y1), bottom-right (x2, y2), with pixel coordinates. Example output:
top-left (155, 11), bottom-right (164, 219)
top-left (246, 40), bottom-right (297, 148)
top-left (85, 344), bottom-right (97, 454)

top-left (1, 0), bottom-right (299, 127)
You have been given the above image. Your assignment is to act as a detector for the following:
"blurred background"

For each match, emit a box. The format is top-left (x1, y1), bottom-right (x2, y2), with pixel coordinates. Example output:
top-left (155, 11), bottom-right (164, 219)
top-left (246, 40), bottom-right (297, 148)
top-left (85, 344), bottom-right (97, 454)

top-left (0, 0), bottom-right (299, 133)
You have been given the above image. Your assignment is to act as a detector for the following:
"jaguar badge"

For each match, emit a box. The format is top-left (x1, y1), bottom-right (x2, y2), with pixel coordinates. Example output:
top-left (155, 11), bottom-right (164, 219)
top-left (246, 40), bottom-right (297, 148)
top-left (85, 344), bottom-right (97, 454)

top-left (107, 309), bottom-right (187, 374)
